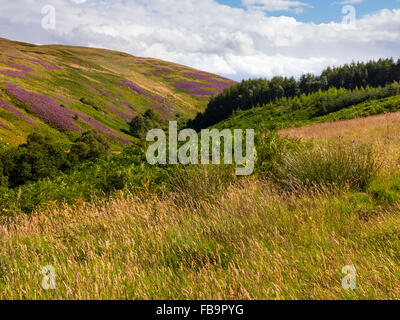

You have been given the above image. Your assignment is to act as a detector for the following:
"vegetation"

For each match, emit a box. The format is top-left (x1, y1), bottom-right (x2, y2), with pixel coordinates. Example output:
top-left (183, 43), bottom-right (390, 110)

top-left (189, 59), bottom-right (400, 130)
top-left (128, 109), bottom-right (167, 139)
top-left (0, 37), bottom-right (234, 147)
top-left (2, 55), bottom-right (400, 299)
top-left (210, 83), bottom-right (400, 132)
top-left (1, 158), bottom-right (400, 299)
top-left (0, 131), bottom-right (110, 190)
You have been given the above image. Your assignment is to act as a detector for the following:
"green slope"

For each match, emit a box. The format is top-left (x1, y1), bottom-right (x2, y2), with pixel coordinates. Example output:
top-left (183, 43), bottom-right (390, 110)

top-left (0, 37), bottom-right (236, 146)
top-left (212, 84), bottom-right (400, 132)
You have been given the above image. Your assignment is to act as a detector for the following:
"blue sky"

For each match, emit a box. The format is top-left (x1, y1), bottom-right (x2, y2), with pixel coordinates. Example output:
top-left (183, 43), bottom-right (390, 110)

top-left (0, 0), bottom-right (399, 80)
top-left (217, 0), bottom-right (400, 23)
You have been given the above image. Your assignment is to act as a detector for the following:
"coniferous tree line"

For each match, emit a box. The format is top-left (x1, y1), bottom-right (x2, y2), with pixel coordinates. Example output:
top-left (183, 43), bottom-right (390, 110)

top-left (188, 58), bottom-right (400, 130)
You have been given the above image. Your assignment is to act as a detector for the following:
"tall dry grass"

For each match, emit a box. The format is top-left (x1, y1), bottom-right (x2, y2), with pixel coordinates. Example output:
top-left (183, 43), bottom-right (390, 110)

top-left (279, 111), bottom-right (400, 171)
top-left (1, 176), bottom-right (400, 300)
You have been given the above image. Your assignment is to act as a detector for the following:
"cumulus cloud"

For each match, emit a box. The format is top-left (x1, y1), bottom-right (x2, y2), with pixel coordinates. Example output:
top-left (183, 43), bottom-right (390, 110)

top-left (0, 0), bottom-right (399, 80)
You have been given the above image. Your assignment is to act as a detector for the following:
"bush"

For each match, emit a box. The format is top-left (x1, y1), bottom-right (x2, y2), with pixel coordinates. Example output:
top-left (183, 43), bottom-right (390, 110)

top-left (254, 132), bottom-right (299, 175)
top-left (0, 133), bottom-right (71, 188)
top-left (273, 142), bottom-right (380, 192)
top-left (69, 130), bottom-right (111, 163)
top-left (129, 109), bottom-right (166, 139)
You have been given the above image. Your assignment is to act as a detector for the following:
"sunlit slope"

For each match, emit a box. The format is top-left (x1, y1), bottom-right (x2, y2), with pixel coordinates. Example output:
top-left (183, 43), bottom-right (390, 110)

top-left (0, 37), bottom-right (236, 145)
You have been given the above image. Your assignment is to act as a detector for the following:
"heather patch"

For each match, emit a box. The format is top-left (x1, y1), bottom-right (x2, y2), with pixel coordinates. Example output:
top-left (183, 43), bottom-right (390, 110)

top-left (0, 97), bottom-right (36, 126)
top-left (28, 59), bottom-right (61, 71)
top-left (0, 69), bottom-right (28, 79)
top-left (0, 120), bottom-right (9, 130)
top-left (183, 72), bottom-right (216, 82)
top-left (115, 99), bottom-right (136, 116)
top-left (181, 72), bottom-right (237, 95)
top-left (86, 85), bottom-right (113, 99)
top-left (4, 82), bottom-right (79, 131)
top-left (170, 65), bottom-right (183, 70)
top-left (171, 81), bottom-right (216, 95)
top-left (76, 111), bottom-right (132, 144)
top-left (0, 59), bottom-right (36, 79)
top-left (7, 61), bottom-right (33, 73)
top-left (153, 67), bottom-right (172, 75)
top-left (3, 83), bottom-right (132, 143)
top-left (106, 104), bottom-right (133, 121)
top-left (151, 102), bottom-right (174, 117)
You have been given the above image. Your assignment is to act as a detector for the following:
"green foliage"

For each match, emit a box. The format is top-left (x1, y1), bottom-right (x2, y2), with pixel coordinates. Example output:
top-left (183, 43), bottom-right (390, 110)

top-left (0, 133), bottom-right (71, 188)
top-left (0, 142), bottom-right (175, 213)
top-left (213, 83), bottom-right (400, 132)
top-left (69, 130), bottom-right (111, 163)
top-left (272, 142), bottom-right (380, 192)
top-left (254, 132), bottom-right (299, 174)
top-left (368, 173), bottom-right (400, 204)
top-left (190, 58), bottom-right (400, 130)
top-left (129, 109), bottom-right (166, 139)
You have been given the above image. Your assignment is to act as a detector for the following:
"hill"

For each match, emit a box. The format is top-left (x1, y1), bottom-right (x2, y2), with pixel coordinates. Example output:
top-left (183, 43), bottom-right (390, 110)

top-left (189, 58), bottom-right (400, 131)
top-left (0, 37), bottom-right (236, 146)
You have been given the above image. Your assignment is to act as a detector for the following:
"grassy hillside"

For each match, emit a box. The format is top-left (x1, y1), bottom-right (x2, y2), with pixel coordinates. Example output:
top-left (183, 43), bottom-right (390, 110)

top-left (213, 85), bottom-right (400, 132)
top-left (0, 37), bottom-right (236, 146)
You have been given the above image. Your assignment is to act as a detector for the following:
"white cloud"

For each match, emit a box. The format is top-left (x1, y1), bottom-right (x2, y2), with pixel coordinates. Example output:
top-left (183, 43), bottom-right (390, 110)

top-left (0, 0), bottom-right (399, 81)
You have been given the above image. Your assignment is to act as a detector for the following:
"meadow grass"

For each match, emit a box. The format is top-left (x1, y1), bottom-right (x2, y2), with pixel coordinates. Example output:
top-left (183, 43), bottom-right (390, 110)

top-left (1, 110), bottom-right (400, 300)
top-left (1, 172), bottom-right (400, 300)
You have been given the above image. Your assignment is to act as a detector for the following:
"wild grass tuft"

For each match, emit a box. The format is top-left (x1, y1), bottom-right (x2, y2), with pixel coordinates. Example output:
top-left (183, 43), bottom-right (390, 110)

top-left (273, 141), bottom-right (381, 192)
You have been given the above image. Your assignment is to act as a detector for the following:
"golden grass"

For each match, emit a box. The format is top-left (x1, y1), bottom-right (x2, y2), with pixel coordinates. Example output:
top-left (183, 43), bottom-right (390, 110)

top-left (1, 179), bottom-right (400, 299)
top-left (279, 112), bottom-right (400, 171)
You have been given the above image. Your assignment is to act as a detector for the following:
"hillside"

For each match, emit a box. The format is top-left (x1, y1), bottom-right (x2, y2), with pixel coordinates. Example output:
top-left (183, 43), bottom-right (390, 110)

top-left (0, 37), bottom-right (236, 146)
top-left (189, 59), bottom-right (400, 132)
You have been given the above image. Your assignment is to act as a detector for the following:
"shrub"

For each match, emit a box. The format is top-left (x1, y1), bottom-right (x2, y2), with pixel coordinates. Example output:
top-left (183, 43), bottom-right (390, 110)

top-left (273, 142), bottom-right (380, 192)
top-left (0, 133), bottom-right (71, 188)
top-left (128, 109), bottom-right (165, 139)
top-left (254, 132), bottom-right (299, 175)
top-left (70, 130), bottom-right (111, 162)
top-left (129, 114), bottom-right (149, 139)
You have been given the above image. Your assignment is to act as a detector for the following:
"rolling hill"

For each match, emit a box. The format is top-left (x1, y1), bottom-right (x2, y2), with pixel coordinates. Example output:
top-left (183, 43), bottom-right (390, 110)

top-left (0, 37), bottom-right (236, 146)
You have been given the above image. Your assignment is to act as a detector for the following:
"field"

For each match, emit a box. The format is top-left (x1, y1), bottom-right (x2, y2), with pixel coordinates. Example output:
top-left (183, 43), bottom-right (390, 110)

top-left (1, 113), bottom-right (400, 299)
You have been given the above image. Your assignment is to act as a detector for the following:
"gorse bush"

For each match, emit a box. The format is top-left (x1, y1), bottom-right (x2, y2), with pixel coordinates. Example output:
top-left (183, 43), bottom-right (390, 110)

top-left (273, 142), bottom-right (380, 192)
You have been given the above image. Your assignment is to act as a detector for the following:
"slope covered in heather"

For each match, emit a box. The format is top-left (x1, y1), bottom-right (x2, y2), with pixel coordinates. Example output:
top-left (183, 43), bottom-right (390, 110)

top-left (0, 37), bottom-right (236, 146)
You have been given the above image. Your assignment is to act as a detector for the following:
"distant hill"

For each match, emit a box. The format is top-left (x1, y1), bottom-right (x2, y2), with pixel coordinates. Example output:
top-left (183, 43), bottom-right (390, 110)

top-left (189, 58), bottom-right (400, 131)
top-left (0, 37), bottom-right (236, 146)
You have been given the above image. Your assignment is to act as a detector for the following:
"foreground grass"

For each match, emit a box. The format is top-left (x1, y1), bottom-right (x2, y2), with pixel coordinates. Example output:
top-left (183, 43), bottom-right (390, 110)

top-left (1, 177), bottom-right (400, 299)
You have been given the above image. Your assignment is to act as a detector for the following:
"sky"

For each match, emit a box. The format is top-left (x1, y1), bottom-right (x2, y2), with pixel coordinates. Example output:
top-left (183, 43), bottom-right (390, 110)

top-left (0, 0), bottom-right (399, 81)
